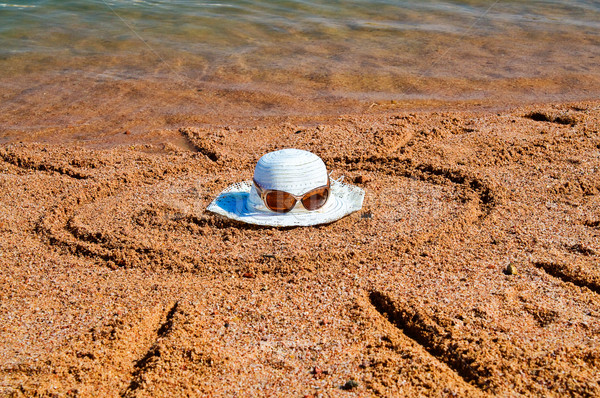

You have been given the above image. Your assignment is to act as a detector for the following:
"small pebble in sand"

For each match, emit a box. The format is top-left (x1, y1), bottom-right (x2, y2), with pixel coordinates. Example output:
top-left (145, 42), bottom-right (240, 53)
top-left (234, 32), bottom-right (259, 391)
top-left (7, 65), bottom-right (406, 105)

top-left (242, 272), bottom-right (255, 278)
top-left (354, 175), bottom-right (370, 184)
top-left (504, 264), bottom-right (518, 275)
top-left (124, 130), bottom-right (131, 135)
top-left (341, 380), bottom-right (359, 390)
top-left (312, 366), bottom-right (326, 378)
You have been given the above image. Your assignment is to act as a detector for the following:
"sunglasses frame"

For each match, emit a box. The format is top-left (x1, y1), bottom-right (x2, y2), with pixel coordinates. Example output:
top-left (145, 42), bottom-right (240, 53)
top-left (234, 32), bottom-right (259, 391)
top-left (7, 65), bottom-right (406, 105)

top-left (253, 177), bottom-right (331, 213)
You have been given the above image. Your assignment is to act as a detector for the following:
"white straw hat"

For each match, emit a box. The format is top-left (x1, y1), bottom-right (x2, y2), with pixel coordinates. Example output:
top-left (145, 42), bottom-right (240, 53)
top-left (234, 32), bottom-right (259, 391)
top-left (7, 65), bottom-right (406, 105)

top-left (207, 149), bottom-right (365, 227)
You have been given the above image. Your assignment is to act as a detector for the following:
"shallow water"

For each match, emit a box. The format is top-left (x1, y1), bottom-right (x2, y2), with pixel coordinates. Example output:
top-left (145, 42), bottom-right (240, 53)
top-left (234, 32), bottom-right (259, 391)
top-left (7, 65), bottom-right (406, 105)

top-left (1, 1), bottom-right (600, 138)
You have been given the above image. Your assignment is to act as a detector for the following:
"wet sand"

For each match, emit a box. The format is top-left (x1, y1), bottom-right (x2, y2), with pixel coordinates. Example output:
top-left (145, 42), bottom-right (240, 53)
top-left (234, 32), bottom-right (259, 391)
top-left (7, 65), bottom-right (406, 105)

top-left (1, 101), bottom-right (600, 396)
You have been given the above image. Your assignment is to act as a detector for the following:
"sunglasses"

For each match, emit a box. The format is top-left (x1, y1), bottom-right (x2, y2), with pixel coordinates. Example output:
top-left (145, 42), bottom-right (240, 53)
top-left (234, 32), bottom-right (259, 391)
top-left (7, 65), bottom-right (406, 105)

top-left (253, 177), bottom-right (331, 213)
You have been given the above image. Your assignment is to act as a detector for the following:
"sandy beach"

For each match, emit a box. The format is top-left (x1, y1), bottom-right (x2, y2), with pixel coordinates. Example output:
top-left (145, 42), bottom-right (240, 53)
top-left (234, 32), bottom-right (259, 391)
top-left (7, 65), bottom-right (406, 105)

top-left (1, 101), bottom-right (599, 396)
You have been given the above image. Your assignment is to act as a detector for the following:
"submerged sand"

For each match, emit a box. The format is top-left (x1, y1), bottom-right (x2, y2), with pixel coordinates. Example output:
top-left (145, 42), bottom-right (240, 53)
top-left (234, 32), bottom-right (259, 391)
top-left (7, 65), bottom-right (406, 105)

top-left (1, 102), bottom-right (600, 397)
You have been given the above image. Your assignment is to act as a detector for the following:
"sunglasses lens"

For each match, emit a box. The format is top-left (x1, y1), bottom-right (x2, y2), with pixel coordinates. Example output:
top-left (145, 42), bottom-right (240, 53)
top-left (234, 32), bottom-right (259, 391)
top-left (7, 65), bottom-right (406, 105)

top-left (265, 191), bottom-right (297, 213)
top-left (301, 187), bottom-right (329, 211)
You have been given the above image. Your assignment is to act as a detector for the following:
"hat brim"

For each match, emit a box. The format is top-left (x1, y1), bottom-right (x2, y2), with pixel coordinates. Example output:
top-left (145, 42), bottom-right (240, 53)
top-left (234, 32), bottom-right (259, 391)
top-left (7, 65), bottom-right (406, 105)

top-left (206, 180), bottom-right (365, 227)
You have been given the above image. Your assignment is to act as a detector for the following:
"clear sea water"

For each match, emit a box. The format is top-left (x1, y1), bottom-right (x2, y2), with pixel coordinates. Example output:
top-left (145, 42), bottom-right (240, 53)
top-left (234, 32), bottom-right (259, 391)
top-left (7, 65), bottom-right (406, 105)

top-left (1, 0), bottom-right (600, 133)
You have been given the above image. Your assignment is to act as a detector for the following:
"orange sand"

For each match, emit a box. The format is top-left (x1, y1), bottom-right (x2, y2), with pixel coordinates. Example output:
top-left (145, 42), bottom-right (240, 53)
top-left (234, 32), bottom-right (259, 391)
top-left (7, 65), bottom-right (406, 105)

top-left (1, 102), bottom-right (599, 397)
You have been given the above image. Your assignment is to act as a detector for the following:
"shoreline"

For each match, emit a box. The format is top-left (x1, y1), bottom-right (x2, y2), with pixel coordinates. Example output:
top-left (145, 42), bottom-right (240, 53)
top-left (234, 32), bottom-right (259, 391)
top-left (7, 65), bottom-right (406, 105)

top-left (3, 60), bottom-right (600, 148)
top-left (2, 79), bottom-right (599, 149)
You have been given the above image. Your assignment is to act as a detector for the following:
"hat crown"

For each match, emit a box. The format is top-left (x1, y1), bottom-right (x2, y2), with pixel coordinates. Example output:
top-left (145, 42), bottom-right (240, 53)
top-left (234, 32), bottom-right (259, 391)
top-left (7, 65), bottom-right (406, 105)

top-left (253, 149), bottom-right (328, 195)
